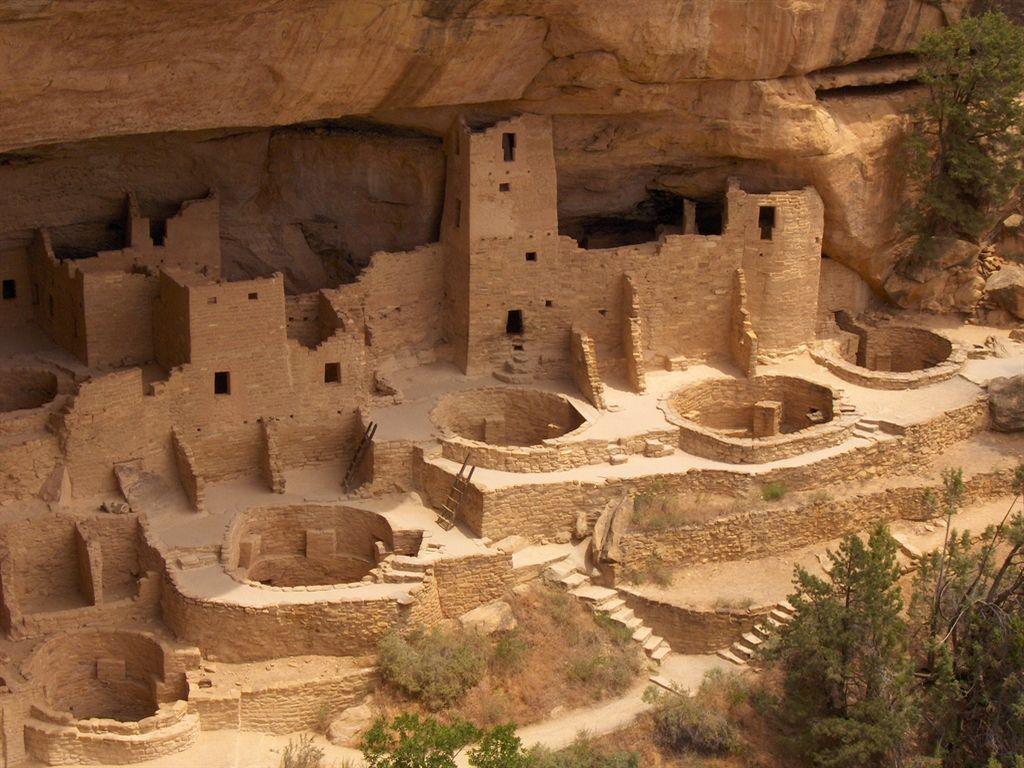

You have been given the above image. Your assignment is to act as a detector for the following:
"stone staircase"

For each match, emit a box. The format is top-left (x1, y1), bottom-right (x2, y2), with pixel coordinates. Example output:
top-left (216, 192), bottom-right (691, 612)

top-left (852, 417), bottom-right (885, 441)
top-left (716, 599), bottom-right (795, 666)
top-left (493, 347), bottom-right (535, 384)
top-left (369, 553), bottom-right (431, 586)
top-left (544, 558), bottom-right (671, 664)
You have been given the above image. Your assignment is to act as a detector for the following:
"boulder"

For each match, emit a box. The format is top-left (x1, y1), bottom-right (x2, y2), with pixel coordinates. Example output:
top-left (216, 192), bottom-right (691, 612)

top-left (459, 600), bottom-right (517, 635)
top-left (493, 535), bottom-right (530, 555)
top-left (985, 265), bottom-right (1024, 319)
top-left (327, 703), bottom-right (374, 747)
top-left (988, 375), bottom-right (1024, 432)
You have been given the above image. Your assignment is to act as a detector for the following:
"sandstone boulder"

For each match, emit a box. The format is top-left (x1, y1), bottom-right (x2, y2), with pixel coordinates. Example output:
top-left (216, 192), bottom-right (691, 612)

top-left (459, 600), bottom-right (517, 635)
top-left (327, 703), bottom-right (374, 747)
top-left (986, 266), bottom-right (1024, 320)
top-left (988, 376), bottom-right (1024, 432)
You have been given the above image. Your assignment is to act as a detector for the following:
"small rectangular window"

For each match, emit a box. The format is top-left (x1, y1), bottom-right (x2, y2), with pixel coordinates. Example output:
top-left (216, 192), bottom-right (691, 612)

top-left (207, 296), bottom-right (217, 305)
top-left (525, 252), bottom-right (537, 262)
top-left (545, 299), bottom-right (553, 307)
top-left (248, 292), bottom-right (258, 301)
top-left (324, 362), bottom-right (341, 384)
top-left (214, 371), bottom-right (231, 395)
top-left (499, 183), bottom-right (510, 192)
top-left (502, 132), bottom-right (516, 162)
top-left (758, 206), bottom-right (776, 241)
top-left (1, 279), bottom-right (15, 300)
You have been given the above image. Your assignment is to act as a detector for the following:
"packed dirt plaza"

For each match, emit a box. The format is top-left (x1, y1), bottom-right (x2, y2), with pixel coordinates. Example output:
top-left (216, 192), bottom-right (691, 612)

top-left (2, 2), bottom-right (1024, 766)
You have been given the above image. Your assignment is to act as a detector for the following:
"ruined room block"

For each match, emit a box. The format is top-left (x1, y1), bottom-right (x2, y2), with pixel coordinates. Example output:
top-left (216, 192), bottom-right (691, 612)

top-left (96, 657), bottom-right (127, 682)
top-left (305, 528), bottom-right (336, 560)
top-left (752, 400), bottom-right (782, 437)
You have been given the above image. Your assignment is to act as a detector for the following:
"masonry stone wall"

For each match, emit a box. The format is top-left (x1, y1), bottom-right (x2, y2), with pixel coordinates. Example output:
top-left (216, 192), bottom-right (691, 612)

top-left (458, 399), bottom-right (990, 540)
top-left (618, 463), bottom-right (1016, 573)
top-left (431, 553), bottom-right (515, 618)
top-left (619, 588), bottom-right (767, 654)
top-left (569, 328), bottom-right (606, 409)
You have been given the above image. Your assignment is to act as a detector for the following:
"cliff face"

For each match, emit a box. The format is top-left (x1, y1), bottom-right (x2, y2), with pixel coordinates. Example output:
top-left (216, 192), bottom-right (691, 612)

top-left (0, 0), bottom-right (970, 292)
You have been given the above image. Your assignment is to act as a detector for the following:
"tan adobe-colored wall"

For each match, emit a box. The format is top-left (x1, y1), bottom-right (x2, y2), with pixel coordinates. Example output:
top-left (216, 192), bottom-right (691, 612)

top-left (819, 256), bottom-right (873, 318)
top-left (0, 248), bottom-right (32, 327)
top-left (569, 327), bottom-right (606, 409)
top-left (438, 115), bottom-right (823, 376)
top-left (26, 231), bottom-right (88, 363)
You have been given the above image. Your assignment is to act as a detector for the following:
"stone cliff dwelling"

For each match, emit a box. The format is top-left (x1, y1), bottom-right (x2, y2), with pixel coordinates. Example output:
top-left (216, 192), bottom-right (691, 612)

top-left (1, 2), bottom-right (1023, 765)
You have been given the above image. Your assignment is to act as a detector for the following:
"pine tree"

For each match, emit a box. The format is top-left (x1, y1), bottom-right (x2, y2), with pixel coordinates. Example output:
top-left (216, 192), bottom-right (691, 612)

top-left (770, 525), bottom-right (917, 768)
top-left (911, 465), bottom-right (1024, 767)
top-left (904, 11), bottom-right (1024, 245)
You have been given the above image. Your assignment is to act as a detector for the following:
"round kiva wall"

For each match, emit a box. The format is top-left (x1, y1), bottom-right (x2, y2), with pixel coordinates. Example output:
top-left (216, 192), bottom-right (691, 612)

top-left (0, 368), bottom-right (58, 413)
top-left (22, 631), bottom-right (169, 721)
top-left (227, 504), bottom-right (400, 588)
top-left (853, 326), bottom-right (953, 372)
top-left (431, 387), bottom-right (586, 446)
top-left (669, 375), bottom-right (835, 437)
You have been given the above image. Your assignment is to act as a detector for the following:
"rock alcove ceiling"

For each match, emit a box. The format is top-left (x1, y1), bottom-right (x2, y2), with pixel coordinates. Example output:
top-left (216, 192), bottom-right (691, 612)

top-left (0, 0), bottom-right (975, 294)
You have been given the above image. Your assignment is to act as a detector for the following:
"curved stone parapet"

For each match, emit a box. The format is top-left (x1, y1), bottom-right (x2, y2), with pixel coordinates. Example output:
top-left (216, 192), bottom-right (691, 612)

top-left (811, 328), bottom-right (966, 390)
top-left (661, 374), bottom-right (858, 464)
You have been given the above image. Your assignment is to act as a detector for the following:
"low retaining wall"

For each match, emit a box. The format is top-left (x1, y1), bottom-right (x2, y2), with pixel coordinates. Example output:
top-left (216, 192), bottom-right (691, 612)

top-left (618, 588), bottom-right (769, 654)
top-left (455, 399), bottom-right (990, 541)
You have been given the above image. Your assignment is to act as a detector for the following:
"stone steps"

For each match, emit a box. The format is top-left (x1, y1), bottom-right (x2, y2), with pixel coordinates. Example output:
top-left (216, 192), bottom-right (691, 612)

top-left (546, 556), bottom-right (672, 666)
top-left (716, 599), bottom-right (796, 667)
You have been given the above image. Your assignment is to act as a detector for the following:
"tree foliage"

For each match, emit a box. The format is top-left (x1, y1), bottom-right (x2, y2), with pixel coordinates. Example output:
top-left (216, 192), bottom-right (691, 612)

top-left (361, 715), bottom-right (533, 768)
top-left (769, 525), bottom-right (917, 767)
top-left (905, 11), bottom-right (1024, 244)
top-left (911, 466), bottom-right (1024, 767)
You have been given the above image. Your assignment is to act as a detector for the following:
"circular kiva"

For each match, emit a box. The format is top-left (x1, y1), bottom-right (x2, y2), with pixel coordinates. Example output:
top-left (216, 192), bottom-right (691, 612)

top-left (663, 375), bottom-right (854, 464)
top-left (431, 387), bottom-right (586, 446)
top-left (225, 504), bottom-right (402, 588)
top-left (812, 326), bottom-right (964, 390)
top-left (0, 368), bottom-right (58, 413)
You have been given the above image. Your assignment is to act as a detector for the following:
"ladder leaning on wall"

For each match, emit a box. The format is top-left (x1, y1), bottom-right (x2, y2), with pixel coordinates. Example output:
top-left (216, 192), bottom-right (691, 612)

top-left (342, 421), bottom-right (377, 491)
top-left (437, 456), bottom-right (475, 531)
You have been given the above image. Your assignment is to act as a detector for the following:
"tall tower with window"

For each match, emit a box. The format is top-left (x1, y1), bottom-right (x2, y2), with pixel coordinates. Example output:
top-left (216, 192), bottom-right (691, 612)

top-left (441, 114), bottom-right (559, 373)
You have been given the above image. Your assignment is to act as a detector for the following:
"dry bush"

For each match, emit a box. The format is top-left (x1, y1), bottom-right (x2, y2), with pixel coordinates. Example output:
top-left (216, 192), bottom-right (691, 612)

top-left (378, 626), bottom-right (487, 711)
top-left (280, 734), bottom-right (324, 768)
top-left (456, 586), bottom-right (645, 728)
top-left (646, 670), bottom-right (751, 757)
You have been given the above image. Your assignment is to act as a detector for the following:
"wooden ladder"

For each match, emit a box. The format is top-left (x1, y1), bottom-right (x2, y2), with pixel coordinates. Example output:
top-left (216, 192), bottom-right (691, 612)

top-left (342, 421), bottom-right (377, 491)
top-left (437, 456), bottom-right (475, 530)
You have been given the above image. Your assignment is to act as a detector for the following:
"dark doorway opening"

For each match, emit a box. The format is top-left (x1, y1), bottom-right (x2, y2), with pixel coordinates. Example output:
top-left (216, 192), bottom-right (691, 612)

top-left (324, 362), bottom-right (341, 384)
top-left (149, 219), bottom-right (167, 247)
top-left (758, 206), bottom-right (776, 241)
top-left (695, 200), bottom-right (724, 235)
top-left (506, 309), bottom-right (524, 335)
top-left (502, 133), bottom-right (516, 162)
top-left (1, 280), bottom-right (15, 300)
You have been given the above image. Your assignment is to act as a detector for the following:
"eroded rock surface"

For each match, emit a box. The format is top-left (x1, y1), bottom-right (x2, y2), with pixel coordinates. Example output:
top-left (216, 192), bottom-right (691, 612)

top-left (989, 375), bottom-right (1024, 432)
top-left (0, 0), bottom-right (972, 293)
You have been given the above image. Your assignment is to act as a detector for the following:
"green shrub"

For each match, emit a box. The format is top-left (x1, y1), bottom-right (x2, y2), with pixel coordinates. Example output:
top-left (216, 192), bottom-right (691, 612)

top-left (761, 481), bottom-right (787, 502)
top-left (649, 694), bottom-right (740, 756)
top-left (491, 631), bottom-right (529, 676)
top-left (565, 654), bottom-right (638, 697)
top-left (280, 734), bottom-right (324, 768)
top-left (529, 734), bottom-right (639, 768)
top-left (378, 626), bottom-right (487, 710)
